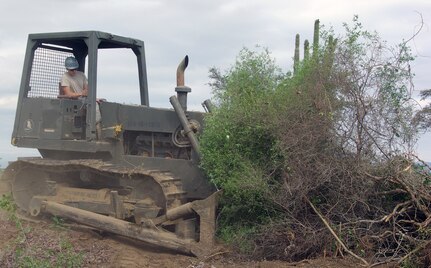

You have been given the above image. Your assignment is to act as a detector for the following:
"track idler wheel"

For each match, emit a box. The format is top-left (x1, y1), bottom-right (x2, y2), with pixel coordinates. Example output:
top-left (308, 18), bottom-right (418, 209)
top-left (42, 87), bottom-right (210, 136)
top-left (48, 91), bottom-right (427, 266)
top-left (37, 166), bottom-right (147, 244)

top-left (11, 167), bottom-right (51, 212)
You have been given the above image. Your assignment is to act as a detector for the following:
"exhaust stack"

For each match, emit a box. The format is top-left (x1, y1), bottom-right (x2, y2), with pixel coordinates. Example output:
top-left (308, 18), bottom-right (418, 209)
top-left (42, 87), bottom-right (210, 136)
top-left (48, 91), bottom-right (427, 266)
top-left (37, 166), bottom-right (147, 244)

top-left (175, 55), bottom-right (191, 111)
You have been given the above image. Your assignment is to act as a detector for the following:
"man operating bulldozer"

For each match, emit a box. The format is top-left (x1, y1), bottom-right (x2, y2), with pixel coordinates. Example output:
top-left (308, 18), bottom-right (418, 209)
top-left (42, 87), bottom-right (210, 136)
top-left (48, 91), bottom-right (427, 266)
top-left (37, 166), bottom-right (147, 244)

top-left (60, 56), bottom-right (102, 137)
top-left (60, 56), bottom-right (88, 98)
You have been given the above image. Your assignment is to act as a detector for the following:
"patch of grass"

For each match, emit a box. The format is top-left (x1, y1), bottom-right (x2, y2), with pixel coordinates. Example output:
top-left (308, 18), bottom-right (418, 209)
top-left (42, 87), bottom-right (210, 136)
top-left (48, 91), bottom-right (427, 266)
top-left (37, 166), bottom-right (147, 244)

top-left (15, 248), bottom-right (51, 268)
top-left (56, 239), bottom-right (84, 268)
top-left (0, 193), bottom-right (16, 213)
top-left (0, 194), bottom-right (26, 236)
top-left (0, 195), bottom-right (84, 267)
top-left (14, 238), bottom-right (84, 268)
top-left (51, 216), bottom-right (66, 229)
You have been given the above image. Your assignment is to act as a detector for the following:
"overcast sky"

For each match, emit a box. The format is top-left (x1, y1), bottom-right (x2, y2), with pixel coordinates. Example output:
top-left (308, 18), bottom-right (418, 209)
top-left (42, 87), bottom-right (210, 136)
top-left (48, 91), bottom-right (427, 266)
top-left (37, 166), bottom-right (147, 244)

top-left (0, 0), bottom-right (430, 167)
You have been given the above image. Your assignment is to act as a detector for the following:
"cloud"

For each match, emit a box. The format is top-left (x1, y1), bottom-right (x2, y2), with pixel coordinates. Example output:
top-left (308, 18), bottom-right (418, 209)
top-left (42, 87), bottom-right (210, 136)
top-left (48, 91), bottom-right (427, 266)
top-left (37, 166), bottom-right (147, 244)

top-left (417, 132), bottom-right (431, 160)
top-left (0, 96), bottom-right (18, 110)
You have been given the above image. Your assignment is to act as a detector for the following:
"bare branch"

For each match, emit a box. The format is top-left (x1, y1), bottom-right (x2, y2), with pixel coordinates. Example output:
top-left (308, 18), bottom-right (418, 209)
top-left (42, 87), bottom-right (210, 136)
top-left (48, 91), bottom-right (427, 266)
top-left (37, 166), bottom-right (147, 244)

top-left (305, 196), bottom-right (370, 267)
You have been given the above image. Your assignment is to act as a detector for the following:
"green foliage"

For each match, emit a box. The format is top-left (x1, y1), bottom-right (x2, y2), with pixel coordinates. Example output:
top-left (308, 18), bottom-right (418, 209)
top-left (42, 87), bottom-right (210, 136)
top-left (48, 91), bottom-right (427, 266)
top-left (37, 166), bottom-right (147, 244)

top-left (218, 224), bottom-right (257, 253)
top-left (201, 47), bottom-right (286, 242)
top-left (201, 24), bottom-right (340, 250)
top-left (0, 194), bottom-right (24, 231)
top-left (211, 46), bottom-right (284, 105)
top-left (0, 193), bottom-right (15, 213)
top-left (201, 38), bottom-right (338, 247)
top-left (51, 216), bottom-right (66, 229)
top-left (55, 240), bottom-right (84, 268)
top-left (15, 248), bottom-right (51, 268)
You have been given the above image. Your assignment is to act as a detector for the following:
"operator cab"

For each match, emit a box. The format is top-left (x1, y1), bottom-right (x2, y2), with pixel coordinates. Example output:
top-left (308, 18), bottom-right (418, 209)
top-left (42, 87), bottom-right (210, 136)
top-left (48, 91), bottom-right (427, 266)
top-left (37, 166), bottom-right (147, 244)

top-left (12, 31), bottom-right (149, 151)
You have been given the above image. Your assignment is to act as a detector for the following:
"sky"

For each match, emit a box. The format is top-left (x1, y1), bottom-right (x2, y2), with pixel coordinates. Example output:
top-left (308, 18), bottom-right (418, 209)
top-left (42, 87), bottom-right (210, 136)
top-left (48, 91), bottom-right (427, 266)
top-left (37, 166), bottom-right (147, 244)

top-left (0, 0), bottom-right (430, 167)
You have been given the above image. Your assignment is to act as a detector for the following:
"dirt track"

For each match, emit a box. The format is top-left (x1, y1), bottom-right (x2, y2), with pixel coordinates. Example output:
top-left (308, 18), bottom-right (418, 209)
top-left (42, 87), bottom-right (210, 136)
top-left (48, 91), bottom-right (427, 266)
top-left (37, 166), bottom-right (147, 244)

top-left (0, 210), bottom-right (359, 268)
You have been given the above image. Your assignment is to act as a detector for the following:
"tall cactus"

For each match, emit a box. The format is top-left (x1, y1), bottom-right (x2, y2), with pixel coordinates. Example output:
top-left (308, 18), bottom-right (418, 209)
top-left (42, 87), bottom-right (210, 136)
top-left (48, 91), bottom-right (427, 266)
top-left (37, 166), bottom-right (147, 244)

top-left (323, 35), bottom-right (337, 70)
top-left (304, 40), bottom-right (310, 61)
top-left (312, 19), bottom-right (320, 58)
top-left (294, 34), bottom-right (300, 74)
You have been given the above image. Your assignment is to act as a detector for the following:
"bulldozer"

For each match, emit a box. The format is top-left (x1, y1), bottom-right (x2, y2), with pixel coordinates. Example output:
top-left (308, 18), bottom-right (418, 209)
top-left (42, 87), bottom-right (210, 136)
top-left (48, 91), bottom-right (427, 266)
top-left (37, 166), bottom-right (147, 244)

top-left (0, 31), bottom-right (219, 257)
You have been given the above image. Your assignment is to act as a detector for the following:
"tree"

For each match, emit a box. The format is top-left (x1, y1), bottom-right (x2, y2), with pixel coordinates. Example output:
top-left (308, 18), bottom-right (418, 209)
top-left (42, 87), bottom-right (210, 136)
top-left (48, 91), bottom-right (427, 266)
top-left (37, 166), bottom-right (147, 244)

top-left (332, 15), bottom-right (417, 160)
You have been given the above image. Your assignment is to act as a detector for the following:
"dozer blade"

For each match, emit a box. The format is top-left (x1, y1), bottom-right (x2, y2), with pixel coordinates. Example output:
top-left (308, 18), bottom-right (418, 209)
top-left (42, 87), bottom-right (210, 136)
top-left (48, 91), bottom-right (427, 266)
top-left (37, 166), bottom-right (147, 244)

top-left (32, 191), bottom-right (221, 257)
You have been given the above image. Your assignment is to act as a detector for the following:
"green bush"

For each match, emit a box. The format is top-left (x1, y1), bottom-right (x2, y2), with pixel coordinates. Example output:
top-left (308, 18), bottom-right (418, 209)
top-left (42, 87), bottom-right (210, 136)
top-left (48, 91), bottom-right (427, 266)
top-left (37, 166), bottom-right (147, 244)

top-left (200, 48), bottom-right (286, 244)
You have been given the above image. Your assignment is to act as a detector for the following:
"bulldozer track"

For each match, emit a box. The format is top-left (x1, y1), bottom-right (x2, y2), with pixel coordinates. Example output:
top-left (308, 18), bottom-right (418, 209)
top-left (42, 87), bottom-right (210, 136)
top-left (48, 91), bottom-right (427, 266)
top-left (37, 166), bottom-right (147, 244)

top-left (2, 158), bottom-right (219, 257)
top-left (2, 157), bottom-right (186, 215)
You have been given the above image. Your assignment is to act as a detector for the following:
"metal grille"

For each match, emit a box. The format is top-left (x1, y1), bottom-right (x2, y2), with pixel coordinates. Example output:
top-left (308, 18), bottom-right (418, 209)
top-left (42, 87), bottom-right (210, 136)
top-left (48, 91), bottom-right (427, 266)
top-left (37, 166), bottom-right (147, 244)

top-left (28, 47), bottom-right (74, 98)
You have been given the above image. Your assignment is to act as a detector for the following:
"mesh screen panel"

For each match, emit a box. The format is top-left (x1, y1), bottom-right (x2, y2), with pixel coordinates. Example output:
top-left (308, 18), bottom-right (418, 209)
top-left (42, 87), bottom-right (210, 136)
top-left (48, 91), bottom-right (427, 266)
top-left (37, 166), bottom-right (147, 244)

top-left (28, 47), bottom-right (74, 98)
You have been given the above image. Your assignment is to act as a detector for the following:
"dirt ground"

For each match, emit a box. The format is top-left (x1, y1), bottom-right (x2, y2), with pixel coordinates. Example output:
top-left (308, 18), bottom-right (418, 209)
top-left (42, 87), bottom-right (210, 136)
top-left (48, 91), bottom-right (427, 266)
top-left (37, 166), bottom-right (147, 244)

top-left (0, 210), bottom-right (362, 268)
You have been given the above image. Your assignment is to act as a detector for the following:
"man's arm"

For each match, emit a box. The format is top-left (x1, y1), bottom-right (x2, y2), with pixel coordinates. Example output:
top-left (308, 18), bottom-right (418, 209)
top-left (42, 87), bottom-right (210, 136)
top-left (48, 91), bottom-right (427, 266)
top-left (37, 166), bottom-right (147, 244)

top-left (62, 86), bottom-right (85, 98)
top-left (82, 83), bottom-right (88, 97)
